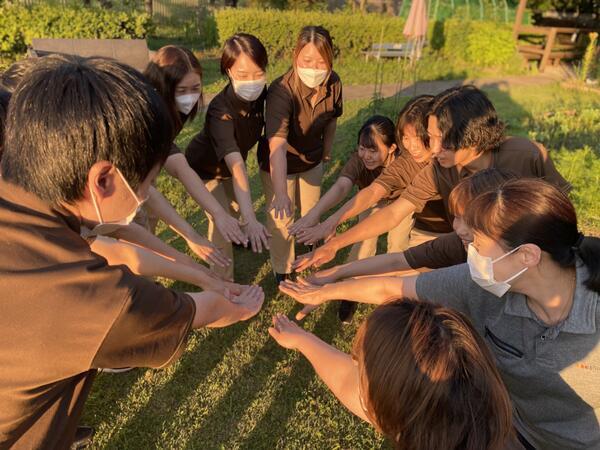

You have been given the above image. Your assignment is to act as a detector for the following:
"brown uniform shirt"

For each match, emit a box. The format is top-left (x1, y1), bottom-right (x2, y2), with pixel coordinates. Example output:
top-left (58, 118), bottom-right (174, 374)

top-left (258, 69), bottom-right (343, 174)
top-left (372, 151), bottom-right (452, 233)
top-left (401, 137), bottom-right (571, 214)
top-left (339, 151), bottom-right (395, 192)
top-left (186, 84), bottom-right (266, 180)
top-left (404, 232), bottom-right (466, 269)
top-left (0, 178), bottom-right (195, 449)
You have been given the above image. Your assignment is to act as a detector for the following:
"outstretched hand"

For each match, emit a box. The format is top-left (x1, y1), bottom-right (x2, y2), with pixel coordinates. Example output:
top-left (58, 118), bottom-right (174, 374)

top-left (292, 245), bottom-right (337, 272)
top-left (278, 277), bottom-right (326, 306)
top-left (268, 313), bottom-right (310, 350)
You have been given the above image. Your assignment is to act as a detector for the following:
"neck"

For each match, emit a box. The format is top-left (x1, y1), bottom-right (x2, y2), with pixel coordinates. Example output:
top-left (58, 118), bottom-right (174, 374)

top-left (457, 150), bottom-right (492, 173)
top-left (513, 260), bottom-right (576, 326)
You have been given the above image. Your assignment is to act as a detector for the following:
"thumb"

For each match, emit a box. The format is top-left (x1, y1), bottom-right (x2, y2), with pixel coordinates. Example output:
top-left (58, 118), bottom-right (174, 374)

top-left (296, 304), bottom-right (317, 320)
top-left (268, 327), bottom-right (280, 341)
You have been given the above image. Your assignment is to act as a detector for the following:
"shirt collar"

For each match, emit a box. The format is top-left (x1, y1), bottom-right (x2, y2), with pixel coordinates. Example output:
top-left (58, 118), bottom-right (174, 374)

top-left (503, 259), bottom-right (597, 335)
top-left (0, 176), bottom-right (82, 234)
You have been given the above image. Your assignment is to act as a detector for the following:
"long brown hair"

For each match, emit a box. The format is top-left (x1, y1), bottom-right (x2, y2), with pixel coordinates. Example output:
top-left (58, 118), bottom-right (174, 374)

top-left (292, 25), bottom-right (334, 93)
top-left (353, 299), bottom-right (513, 450)
top-left (143, 45), bottom-right (203, 134)
top-left (465, 178), bottom-right (600, 293)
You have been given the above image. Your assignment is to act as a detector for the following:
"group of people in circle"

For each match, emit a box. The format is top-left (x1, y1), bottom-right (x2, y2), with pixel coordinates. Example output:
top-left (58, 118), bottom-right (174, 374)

top-left (0, 23), bottom-right (598, 450)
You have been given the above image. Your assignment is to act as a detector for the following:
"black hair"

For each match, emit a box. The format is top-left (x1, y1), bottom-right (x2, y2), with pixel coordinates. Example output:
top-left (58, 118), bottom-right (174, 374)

top-left (0, 88), bottom-right (10, 157)
top-left (396, 95), bottom-right (434, 150)
top-left (431, 85), bottom-right (505, 153)
top-left (0, 58), bottom-right (38, 93)
top-left (358, 115), bottom-right (396, 150)
top-left (1, 54), bottom-right (173, 205)
top-left (221, 33), bottom-right (268, 75)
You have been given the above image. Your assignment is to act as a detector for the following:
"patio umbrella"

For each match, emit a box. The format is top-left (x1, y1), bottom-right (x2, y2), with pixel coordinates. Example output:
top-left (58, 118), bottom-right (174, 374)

top-left (403, 0), bottom-right (428, 62)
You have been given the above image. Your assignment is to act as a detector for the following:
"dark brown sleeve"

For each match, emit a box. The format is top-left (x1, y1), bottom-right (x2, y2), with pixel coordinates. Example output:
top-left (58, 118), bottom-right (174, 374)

top-left (338, 152), bottom-right (362, 184)
top-left (404, 232), bottom-right (466, 269)
top-left (533, 142), bottom-right (572, 193)
top-left (206, 101), bottom-right (241, 161)
top-left (333, 76), bottom-right (343, 118)
top-left (373, 154), bottom-right (420, 195)
top-left (169, 142), bottom-right (181, 156)
top-left (92, 274), bottom-right (196, 369)
top-left (400, 164), bottom-right (441, 213)
top-left (265, 82), bottom-right (292, 140)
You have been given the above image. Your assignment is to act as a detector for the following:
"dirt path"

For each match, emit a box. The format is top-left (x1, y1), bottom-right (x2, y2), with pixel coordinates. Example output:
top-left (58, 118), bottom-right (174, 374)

top-left (203, 69), bottom-right (565, 105)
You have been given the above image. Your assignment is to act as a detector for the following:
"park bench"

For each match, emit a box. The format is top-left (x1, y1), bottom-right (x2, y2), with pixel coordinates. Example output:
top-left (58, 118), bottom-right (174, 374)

top-left (362, 42), bottom-right (427, 61)
top-left (28, 38), bottom-right (153, 72)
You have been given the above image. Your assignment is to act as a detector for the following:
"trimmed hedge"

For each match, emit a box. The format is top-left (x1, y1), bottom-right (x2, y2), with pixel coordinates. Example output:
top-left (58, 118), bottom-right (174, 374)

top-left (0, 4), bottom-right (153, 60)
top-left (441, 19), bottom-right (519, 68)
top-left (214, 8), bottom-right (407, 58)
top-left (213, 8), bottom-right (520, 69)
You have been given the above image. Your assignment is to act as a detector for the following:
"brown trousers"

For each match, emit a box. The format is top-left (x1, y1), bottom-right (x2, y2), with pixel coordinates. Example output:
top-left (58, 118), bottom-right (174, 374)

top-left (203, 177), bottom-right (238, 281)
top-left (260, 163), bottom-right (323, 274)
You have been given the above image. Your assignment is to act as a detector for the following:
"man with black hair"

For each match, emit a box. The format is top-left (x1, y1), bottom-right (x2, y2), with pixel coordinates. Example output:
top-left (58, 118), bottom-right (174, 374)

top-left (0, 55), bottom-right (264, 449)
top-left (294, 85), bottom-right (571, 270)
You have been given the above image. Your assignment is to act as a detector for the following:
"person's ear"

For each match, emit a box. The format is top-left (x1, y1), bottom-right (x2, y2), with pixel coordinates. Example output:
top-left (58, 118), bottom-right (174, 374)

top-left (519, 243), bottom-right (542, 268)
top-left (388, 143), bottom-right (397, 154)
top-left (86, 161), bottom-right (115, 202)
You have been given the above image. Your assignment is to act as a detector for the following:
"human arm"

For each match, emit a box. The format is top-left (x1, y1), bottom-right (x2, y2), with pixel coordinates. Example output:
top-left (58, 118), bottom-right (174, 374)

top-left (145, 186), bottom-right (230, 267)
top-left (163, 153), bottom-right (246, 245)
top-left (279, 275), bottom-right (418, 307)
top-left (292, 197), bottom-right (417, 271)
top-left (190, 285), bottom-right (264, 328)
top-left (297, 183), bottom-right (388, 245)
top-left (89, 235), bottom-right (243, 297)
top-left (268, 314), bottom-right (369, 422)
top-left (224, 152), bottom-right (271, 253)
top-left (289, 176), bottom-right (353, 240)
top-left (321, 118), bottom-right (337, 162)
top-left (308, 252), bottom-right (413, 285)
top-left (268, 136), bottom-right (293, 219)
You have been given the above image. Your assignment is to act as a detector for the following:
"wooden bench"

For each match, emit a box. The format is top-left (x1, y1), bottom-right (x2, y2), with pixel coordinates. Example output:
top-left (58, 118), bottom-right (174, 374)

top-left (28, 38), bottom-right (153, 73)
top-left (515, 25), bottom-right (587, 71)
top-left (362, 42), bottom-right (427, 61)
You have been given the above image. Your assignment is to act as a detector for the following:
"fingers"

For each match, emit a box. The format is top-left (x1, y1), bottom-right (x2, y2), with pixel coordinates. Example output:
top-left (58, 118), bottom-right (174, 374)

top-left (260, 230), bottom-right (270, 251)
top-left (295, 304), bottom-right (318, 321)
top-left (207, 248), bottom-right (231, 268)
top-left (292, 253), bottom-right (315, 272)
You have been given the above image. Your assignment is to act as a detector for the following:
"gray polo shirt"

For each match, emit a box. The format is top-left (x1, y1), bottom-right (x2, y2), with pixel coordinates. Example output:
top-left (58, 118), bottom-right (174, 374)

top-left (416, 261), bottom-right (600, 450)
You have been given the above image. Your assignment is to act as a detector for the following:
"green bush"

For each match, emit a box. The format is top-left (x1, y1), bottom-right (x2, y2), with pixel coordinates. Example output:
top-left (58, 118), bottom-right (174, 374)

top-left (214, 8), bottom-right (407, 58)
top-left (441, 18), bottom-right (520, 69)
top-left (214, 8), bottom-right (521, 71)
top-left (0, 3), bottom-right (153, 60)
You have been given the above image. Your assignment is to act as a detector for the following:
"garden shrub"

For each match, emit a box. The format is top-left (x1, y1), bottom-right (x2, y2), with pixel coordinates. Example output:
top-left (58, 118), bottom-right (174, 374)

top-left (214, 8), bottom-right (521, 71)
top-left (0, 3), bottom-right (153, 60)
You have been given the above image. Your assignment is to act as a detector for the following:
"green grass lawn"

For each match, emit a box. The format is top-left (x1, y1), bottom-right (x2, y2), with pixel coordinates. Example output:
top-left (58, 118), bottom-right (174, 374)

top-left (82, 82), bottom-right (600, 449)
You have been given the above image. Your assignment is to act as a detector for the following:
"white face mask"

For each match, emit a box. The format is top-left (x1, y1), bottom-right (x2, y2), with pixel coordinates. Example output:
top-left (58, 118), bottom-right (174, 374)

top-left (467, 243), bottom-right (528, 297)
top-left (84, 168), bottom-right (147, 238)
top-left (230, 74), bottom-right (266, 102)
top-left (297, 67), bottom-right (328, 89)
top-left (175, 93), bottom-right (200, 115)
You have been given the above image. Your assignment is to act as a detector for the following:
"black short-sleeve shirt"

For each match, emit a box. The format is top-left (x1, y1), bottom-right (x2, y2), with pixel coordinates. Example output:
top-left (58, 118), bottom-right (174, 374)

top-left (185, 84), bottom-right (266, 180)
top-left (258, 69), bottom-right (343, 174)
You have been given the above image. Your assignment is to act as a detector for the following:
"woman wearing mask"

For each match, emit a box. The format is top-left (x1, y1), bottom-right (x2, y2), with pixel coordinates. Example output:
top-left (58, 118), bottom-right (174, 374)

top-left (186, 34), bottom-right (271, 281)
top-left (281, 178), bottom-right (600, 450)
top-left (269, 300), bottom-right (514, 450)
top-left (144, 46), bottom-right (247, 255)
top-left (258, 25), bottom-right (343, 284)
